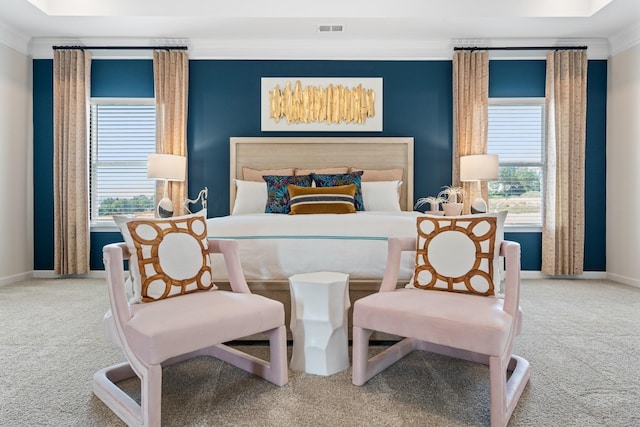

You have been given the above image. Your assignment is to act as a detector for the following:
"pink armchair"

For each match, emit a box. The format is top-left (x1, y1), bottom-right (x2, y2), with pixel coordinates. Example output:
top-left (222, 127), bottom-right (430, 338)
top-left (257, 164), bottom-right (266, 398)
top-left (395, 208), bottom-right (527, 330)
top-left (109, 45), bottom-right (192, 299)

top-left (94, 239), bottom-right (288, 427)
top-left (352, 237), bottom-right (530, 427)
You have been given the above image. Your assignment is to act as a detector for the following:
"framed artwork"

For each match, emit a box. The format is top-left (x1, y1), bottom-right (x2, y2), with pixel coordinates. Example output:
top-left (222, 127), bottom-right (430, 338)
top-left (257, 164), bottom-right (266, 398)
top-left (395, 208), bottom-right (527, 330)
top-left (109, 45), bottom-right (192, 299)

top-left (261, 77), bottom-right (383, 132)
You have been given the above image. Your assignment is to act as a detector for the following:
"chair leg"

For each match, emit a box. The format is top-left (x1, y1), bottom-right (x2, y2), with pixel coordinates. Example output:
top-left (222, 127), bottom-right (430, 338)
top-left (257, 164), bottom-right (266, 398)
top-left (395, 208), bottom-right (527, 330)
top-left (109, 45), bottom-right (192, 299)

top-left (352, 326), bottom-right (373, 385)
top-left (266, 325), bottom-right (289, 386)
top-left (141, 365), bottom-right (162, 427)
top-left (93, 361), bottom-right (162, 427)
top-left (489, 355), bottom-right (508, 427)
top-left (352, 327), bottom-right (419, 386)
top-left (204, 325), bottom-right (289, 386)
top-left (489, 354), bottom-right (531, 427)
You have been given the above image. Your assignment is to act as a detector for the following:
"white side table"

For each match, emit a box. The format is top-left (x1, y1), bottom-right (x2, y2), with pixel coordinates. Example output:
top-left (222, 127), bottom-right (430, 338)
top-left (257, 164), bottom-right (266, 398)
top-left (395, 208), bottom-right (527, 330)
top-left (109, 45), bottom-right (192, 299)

top-left (288, 271), bottom-right (350, 376)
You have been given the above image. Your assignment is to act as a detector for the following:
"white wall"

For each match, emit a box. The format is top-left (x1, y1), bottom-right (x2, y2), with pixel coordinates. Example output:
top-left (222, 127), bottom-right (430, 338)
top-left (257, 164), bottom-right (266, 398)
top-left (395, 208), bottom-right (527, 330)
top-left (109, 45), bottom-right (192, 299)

top-left (0, 42), bottom-right (33, 284)
top-left (607, 43), bottom-right (640, 287)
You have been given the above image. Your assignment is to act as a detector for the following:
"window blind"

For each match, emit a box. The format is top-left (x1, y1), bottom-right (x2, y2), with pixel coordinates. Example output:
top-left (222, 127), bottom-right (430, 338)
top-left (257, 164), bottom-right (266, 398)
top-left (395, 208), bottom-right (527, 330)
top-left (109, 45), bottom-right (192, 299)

top-left (90, 103), bottom-right (156, 224)
top-left (487, 101), bottom-right (544, 227)
top-left (487, 104), bottom-right (543, 164)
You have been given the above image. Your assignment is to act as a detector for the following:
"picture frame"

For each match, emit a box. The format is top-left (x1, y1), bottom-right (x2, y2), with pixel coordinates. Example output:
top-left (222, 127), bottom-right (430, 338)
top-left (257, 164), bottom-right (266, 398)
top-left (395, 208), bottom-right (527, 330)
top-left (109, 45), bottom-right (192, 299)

top-left (261, 77), bottom-right (383, 132)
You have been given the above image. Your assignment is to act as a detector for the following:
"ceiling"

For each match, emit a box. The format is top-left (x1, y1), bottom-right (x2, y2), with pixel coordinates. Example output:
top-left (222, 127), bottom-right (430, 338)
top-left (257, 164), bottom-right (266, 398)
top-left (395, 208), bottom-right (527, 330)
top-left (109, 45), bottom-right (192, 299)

top-left (0, 0), bottom-right (639, 59)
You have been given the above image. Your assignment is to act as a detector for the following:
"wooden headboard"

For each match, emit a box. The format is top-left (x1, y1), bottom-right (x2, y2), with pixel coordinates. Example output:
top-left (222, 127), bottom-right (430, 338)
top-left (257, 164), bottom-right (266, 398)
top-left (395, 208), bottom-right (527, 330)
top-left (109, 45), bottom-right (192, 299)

top-left (230, 137), bottom-right (414, 211)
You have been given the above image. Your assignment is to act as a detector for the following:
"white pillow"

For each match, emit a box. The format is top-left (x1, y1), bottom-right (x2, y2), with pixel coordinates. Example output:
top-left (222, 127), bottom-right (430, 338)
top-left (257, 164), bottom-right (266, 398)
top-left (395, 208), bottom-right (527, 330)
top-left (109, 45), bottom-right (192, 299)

top-left (361, 180), bottom-right (402, 212)
top-left (407, 211), bottom-right (507, 293)
top-left (114, 210), bottom-right (215, 303)
top-left (232, 179), bottom-right (268, 215)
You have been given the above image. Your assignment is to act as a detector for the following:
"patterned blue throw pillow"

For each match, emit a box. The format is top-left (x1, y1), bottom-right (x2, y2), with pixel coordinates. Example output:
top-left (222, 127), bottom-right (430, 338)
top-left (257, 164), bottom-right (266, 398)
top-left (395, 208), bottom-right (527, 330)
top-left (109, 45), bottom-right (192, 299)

top-left (311, 171), bottom-right (364, 211)
top-left (263, 175), bottom-right (313, 214)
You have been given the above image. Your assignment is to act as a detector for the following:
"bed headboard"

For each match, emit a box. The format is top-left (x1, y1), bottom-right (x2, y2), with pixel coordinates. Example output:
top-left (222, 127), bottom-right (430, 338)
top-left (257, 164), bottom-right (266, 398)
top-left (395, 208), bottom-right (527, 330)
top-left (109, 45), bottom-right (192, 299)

top-left (230, 137), bottom-right (414, 211)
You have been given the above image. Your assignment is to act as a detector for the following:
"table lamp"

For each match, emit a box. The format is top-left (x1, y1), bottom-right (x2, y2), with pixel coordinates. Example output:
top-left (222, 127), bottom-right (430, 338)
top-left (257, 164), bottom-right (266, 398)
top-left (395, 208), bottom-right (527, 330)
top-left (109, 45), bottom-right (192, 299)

top-left (460, 154), bottom-right (499, 214)
top-left (147, 153), bottom-right (187, 218)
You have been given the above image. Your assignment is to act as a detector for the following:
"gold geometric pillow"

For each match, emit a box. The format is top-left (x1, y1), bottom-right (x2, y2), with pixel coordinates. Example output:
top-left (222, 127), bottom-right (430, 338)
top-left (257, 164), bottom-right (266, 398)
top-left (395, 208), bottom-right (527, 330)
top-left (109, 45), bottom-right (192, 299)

top-left (114, 211), bottom-right (214, 303)
top-left (414, 215), bottom-right (498, 296)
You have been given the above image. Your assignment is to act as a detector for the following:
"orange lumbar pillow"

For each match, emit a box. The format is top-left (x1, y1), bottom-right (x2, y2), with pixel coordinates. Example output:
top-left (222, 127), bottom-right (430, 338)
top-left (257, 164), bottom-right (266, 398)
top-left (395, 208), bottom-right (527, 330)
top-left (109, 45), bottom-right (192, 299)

top-left (288, 184), bottom-right (357, 215)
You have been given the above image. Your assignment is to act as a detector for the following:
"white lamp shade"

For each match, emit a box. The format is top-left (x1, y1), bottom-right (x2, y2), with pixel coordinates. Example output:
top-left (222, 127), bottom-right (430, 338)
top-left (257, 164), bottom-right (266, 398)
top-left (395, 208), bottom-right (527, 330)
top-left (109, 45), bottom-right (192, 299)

top-left (147, 153), bottom-right (186, 181)
top-left (460, 154), bottom-right (499, 182)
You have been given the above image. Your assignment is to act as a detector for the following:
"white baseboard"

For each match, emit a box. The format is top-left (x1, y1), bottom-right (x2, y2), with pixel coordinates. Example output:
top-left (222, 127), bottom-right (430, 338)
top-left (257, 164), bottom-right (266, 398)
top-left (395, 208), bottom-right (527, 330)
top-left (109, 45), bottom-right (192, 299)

top-left (32, 270), bottom-right (107, 279)
top-left (520, 271), bottom-right (608, 280)
top-left (0, 271), bottom-right (33, 286)
top-left (606, 272), bottom-right (640, 289)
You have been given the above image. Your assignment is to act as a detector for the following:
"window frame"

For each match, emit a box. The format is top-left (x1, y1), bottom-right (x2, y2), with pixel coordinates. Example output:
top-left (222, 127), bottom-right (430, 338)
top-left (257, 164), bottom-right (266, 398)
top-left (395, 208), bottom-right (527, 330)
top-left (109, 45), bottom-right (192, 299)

top-left (89, 97), bottom-right (156, 231)
top-left (487, 97), bottom-right (546, 232)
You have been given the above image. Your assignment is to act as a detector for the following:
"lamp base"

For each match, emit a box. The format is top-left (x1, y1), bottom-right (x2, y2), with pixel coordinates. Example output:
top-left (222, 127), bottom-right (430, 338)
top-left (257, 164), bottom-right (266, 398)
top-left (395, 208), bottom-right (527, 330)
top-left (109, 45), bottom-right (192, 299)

top-left (157, 197), bottom-right (174, 218)
top-left (470, 197), bottom-right (488, 214)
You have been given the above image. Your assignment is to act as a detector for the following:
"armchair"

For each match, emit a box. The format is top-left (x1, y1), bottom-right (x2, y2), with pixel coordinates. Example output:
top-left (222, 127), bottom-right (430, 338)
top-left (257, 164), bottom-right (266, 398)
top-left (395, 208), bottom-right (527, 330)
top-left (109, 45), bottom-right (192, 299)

top-left (352, 237), bottom-right (530, 427)
top-left (94, 238), bottom-right (288, 427)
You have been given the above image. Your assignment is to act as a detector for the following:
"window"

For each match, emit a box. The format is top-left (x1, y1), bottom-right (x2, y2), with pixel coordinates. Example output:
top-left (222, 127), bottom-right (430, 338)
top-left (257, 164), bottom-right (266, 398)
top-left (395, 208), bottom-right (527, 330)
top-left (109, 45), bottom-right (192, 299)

top-left (89, 99), bottom-right (156, 227)
top-left (487, 98), bottom-right (545, 228)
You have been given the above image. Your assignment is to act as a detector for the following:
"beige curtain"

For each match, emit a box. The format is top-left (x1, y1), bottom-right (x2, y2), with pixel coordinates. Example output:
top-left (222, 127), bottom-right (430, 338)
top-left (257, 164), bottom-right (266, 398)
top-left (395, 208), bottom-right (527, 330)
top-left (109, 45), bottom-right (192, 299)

top-left (153, 49), bottom-right (189, 216)
top-left (53, 49), bottom-right (91, 275)
top-left (542, 50), bottom-right (588, 275)
top-left (452, 50), bottom-right (489, 214)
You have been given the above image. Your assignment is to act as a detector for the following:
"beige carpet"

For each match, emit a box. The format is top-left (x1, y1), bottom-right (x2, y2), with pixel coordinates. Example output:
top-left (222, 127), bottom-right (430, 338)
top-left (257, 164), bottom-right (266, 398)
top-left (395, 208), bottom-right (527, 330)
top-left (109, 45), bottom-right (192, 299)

top-left (0, 278), bottom-right (639, 426)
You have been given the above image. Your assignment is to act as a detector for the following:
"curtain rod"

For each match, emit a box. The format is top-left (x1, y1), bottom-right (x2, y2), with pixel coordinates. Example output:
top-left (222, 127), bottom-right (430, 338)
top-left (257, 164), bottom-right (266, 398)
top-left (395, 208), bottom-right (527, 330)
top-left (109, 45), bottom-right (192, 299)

top-left (454, 46), bottom-right (587, 51)
top-left (52, 46), bottom-right (188, 51)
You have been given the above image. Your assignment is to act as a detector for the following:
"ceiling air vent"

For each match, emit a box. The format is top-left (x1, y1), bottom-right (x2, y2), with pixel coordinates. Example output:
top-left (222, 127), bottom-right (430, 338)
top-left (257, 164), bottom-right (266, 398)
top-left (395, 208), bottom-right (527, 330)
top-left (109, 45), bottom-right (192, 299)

top-left (318, 25), bottom-right (344, 33)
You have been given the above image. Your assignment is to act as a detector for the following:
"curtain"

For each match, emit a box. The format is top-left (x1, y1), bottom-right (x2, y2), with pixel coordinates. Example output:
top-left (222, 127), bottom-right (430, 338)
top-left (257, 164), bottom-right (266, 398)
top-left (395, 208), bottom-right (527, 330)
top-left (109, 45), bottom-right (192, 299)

top-left (452, 50), bottom-right (489, 214)
top-left (153, 49), bottom-right (189, 216)
top-left (53, 49), bottom-right (91, 275)
top-left (542, 50), bottom-right (588, 275)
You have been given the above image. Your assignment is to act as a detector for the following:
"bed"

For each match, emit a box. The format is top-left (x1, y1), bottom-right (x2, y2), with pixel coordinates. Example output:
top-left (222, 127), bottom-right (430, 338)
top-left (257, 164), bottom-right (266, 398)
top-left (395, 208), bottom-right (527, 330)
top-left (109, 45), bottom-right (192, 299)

top-left (207, 211), bottom-right (421, 282)
top-left (206, 137), bottom-right (417, 338)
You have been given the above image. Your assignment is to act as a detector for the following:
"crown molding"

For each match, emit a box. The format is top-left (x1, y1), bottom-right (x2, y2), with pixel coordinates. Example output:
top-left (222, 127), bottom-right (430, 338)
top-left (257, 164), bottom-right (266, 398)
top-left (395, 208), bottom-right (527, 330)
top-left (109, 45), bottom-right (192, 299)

top-left (609, 22), bottom-right (640, 57)
top-left (189, 38), bottom-right (454, 60)
top-left (0, 20), bottom-right (30, 55)
top-left (30, 36), bottom-right (611, 60)
top-left (30, 37), bottom-right (454, 60)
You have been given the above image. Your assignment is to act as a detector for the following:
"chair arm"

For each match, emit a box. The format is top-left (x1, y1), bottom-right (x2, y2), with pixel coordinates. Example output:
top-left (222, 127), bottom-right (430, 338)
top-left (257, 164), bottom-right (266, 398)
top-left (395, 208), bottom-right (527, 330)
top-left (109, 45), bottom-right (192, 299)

top-left (500, 240), bottom-right (521, 318)
top-left (102, 243), bottom-right (133, 325)
top-left (208, 239), bottom-right (251, 294)
top-left (379, 237), bottom-right (416, 292)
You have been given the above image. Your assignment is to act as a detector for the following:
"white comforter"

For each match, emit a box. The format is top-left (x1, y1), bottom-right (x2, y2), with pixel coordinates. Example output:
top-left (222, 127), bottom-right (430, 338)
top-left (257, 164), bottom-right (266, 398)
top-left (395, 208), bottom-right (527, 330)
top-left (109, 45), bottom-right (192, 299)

top-left (206, 212), bottom-right (421, 281)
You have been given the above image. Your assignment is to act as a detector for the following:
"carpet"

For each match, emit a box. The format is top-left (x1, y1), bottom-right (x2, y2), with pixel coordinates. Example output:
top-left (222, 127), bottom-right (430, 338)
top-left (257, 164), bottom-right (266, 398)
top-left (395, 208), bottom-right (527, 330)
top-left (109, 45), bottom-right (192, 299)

top-left (0, 278), bottom-right (638, 426)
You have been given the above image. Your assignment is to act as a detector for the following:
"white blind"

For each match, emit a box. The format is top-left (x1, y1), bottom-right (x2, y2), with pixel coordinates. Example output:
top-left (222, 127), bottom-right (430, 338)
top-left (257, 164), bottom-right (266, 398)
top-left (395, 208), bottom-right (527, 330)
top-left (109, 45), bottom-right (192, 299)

top-left (487, 104), bottom-right (543, 164)
top-left (89, 102), bottom-right (156, 224)
top-left (487, 100), bottom-right (544, 227)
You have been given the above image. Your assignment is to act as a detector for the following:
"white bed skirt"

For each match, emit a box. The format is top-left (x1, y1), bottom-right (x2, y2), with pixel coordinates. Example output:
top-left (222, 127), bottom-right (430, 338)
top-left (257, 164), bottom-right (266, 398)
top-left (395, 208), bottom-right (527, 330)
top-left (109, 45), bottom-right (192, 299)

top-left (206, 212), bottom-right (421, 282)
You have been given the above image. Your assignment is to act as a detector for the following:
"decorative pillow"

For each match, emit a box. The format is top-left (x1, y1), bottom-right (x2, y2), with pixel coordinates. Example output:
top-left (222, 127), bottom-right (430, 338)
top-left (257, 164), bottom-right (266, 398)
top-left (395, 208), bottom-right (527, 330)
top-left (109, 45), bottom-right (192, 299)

top-left (263, 174), bottom-right (313, 214)
top-left (294, 166), bottom-right (349, 176)
top-left (288, 184), bottom-right (356, 215)
top-left (361, 180), bottom-right (402, 212)
top-left (311, 171), bottom-right (364, 211)
top-left (242, 166), bottom-right (295, 182)
top-left (232, 179), bottom-right (268, 215)
top-left (349, 167), bottom-right (404, 182)
top-left (114, 211), bottom-right (214, 303)
top-left (413, 211), bottom-right (507, 296)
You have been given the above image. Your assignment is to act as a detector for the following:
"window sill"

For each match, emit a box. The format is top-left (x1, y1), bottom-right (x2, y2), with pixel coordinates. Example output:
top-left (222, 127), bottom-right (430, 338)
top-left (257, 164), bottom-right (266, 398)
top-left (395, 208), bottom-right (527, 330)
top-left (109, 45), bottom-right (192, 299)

top-left (504, 225), bottom-right (542, 233)
top-left (91, 224), bottom-right (119, 233)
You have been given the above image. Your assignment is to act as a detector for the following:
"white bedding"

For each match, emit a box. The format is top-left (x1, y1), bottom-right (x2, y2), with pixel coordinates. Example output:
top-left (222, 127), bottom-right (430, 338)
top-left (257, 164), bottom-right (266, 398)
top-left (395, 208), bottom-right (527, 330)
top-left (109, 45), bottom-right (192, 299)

top-left (206, 212), bottom-right (421, 282)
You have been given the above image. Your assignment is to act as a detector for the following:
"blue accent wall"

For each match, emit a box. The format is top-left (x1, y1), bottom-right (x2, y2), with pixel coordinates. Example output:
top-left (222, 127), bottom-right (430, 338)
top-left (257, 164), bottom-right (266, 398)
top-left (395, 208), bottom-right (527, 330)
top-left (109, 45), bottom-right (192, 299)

top-left (32, 58), bottom-right (606, 271)
top-left (33, 60), bottom-right (54, 270)
top-left (187, 60), bottom-right (453, 217)
top-left (583, 60), bottom-right (607, 271)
